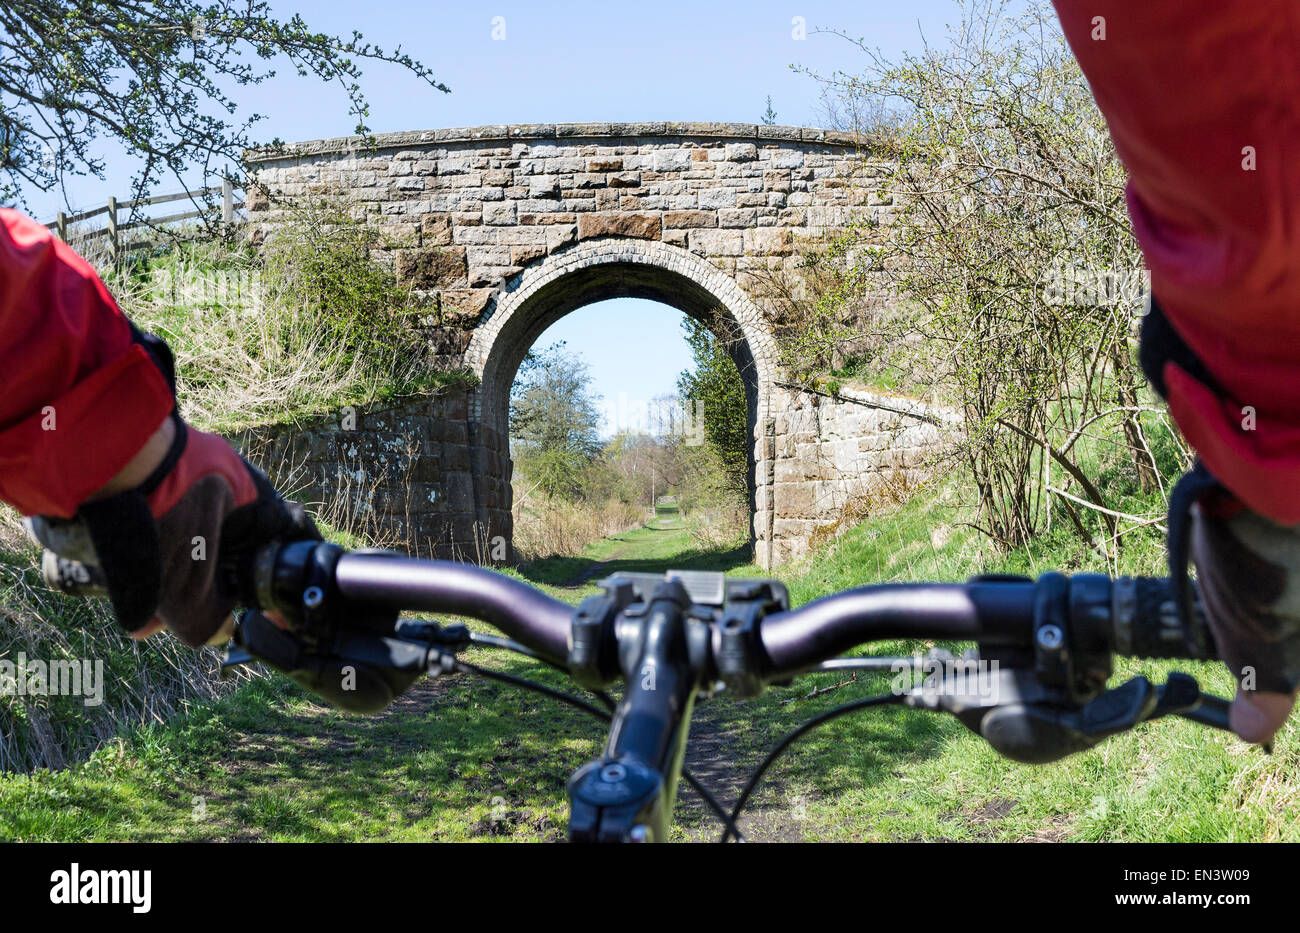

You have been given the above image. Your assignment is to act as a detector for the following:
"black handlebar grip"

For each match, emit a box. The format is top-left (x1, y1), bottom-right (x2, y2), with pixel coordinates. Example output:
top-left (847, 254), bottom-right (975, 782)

top-left (1115, 576), bottom-right (1217, 661)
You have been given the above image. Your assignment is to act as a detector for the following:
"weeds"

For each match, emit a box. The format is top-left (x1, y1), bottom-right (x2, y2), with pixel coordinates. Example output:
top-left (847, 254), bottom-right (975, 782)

top-left (0, 507), bottom-right (251, 773)
top-left (512, 497), bottom-right (643, 561)
top-left (110, 212), bottom-right (468, 435)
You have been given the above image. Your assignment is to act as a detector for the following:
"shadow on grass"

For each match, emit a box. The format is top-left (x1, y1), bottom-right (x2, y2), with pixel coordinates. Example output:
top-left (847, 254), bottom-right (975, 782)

top-left (518, 538), bottom-right (753, 587)
top-left (84, 643), bottom-right (954, 842)
top-left (208, 671), bottom-right (956, 842)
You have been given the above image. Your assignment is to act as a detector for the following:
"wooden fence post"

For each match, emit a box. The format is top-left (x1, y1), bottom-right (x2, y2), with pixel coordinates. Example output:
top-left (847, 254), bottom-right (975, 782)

top-left (106, 196), bottom-right (119, 266)
top-left (222, 172), bottom-right (233, 224)
top-left (56, 211), bottom-right (67, 243)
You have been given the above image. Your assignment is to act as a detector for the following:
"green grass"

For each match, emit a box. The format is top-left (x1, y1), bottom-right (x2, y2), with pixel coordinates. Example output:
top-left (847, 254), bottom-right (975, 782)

top-left (0, 510), bottom-right (248, 774)
top-left (518, 502), bottom-right (751, 593)
top-left (1, 496), bottom-right (1295, 842)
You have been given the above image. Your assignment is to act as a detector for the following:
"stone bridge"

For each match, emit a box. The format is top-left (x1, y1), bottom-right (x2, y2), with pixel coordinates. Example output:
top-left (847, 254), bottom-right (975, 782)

top-left (245, 122), bottom-right (932, 567)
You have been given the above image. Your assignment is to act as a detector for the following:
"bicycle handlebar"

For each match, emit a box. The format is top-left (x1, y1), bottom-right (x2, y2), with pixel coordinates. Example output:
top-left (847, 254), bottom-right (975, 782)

top-left (333, 553), bottom-right (574, 663)
top-left (323, 558), bottom-right (1046, 679)
top-left (41, 533), bottom-right (1214, 678)
top-left (760, 582), bottom-right (1034, 678)
top-left (760, 573), bottom-right (1216, 678)
top-left (45, 536), bottom-right (1234, 842)
top-left (250, 543), bottom-right (1232, 841)
top-left (308, 550), bottom-right (1215, 684)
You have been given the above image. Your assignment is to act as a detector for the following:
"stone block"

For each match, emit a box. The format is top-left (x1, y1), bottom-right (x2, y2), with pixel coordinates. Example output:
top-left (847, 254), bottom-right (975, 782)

top-left (440, 443), bottom-right (472, 472)
top-left (483, 202), bottom-right (517, 225)
top-left (420, 213), bottom-right (453, 246)
top-left (395, 247), bottom-right (467, 288)
top-left (697, 188), bottom-right (737, 210)
top-left (717, 208), bottom-right (757, 228)
top-left (577, 212), bottom-right (662, 240)
top-left (653, 150), bottom-right (693, 172)
top-left (745, 227), bottom-right (793, 255)
top-left (546, 225), bottom-right (578, 250)
top-left (689, 228), bottom-right (743, 256)
top-left (438, 288), bottom-right (493, 317)
top-left (663, 210), bottom-right (715, 228)
top-left (511, 243), bottom-right (547, 265)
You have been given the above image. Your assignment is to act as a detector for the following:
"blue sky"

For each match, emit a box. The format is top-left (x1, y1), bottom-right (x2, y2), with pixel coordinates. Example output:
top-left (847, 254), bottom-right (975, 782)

top-left (21, 0), bottom-right (970, 411)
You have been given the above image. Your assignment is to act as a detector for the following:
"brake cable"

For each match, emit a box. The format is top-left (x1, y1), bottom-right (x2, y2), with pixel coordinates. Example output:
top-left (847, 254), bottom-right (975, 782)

top-left (712, 655), bottom-right (937, 841)
top-left (451, 652), bottom-right (748, 842)
top-left (469, 631), bottom-right (567, 670)
top-left (463, 636), bottom-right (917, 844)
top-left (722, 692), bottom-right (905, 844)
top-left (467, 632), bottom-right (617, 710)
top-left (454, 658), bottom-right (612, 722)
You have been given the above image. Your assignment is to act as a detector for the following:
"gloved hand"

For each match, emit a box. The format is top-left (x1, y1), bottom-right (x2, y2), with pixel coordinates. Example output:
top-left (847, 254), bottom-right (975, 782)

top-left (27, 412), bottom-right (320, 646)
top-left (1191, 502), bottom-right (1300, 744)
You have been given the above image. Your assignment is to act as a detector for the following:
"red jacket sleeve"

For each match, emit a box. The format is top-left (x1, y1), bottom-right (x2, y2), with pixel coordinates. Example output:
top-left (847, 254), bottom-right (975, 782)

top-left (0, 208), bottom-right (174, 517)
top-left (1054, 1), bottom-right (1300, 523)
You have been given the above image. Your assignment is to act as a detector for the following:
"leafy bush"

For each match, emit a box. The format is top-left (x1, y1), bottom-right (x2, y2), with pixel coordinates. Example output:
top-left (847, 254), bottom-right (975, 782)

top-left (258, 209), bottom-right (430, 373)
top-left (676, 317), bottom-right (749, 497)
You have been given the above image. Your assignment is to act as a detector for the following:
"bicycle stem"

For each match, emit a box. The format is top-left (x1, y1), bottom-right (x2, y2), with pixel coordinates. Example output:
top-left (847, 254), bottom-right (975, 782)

top-left (569, 578), bottom-right (707, 843)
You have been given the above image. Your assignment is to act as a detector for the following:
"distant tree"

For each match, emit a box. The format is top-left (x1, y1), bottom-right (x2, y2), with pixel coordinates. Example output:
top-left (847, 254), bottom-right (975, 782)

top-left (804, 0), bottom-right (1157, 552)
top-left (761, 95), bottom-right (778, 125)
top-left (606, 428), bottom-right (685, 508)
top-left (0, 0), bottom-right (447, 209)
top-left (510, 342), bottom-right (602, 500)
top-left (676, 318), bottom-right (748, 495)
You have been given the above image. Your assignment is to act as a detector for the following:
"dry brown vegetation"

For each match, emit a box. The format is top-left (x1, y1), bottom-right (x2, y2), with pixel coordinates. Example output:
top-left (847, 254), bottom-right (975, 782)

top-left (511, 497), bottom-right (644, 561)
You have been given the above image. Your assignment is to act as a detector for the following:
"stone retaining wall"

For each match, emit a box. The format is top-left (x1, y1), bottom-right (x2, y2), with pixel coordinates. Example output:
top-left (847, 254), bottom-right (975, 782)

top-left (766, 386), bottom-right (957, 564)
top-left (231, 382), bottom-right (951, 568)
top-left (233, 386), bottom-right (507, 561)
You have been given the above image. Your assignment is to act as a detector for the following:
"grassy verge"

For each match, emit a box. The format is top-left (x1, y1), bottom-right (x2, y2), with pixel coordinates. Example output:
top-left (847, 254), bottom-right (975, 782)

top-left (0, 510), bottom-right (249, 774)
top-left (1, 496), bottom-right (1294, 841)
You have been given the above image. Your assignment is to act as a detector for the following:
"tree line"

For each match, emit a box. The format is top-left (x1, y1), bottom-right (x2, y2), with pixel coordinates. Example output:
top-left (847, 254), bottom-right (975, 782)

top-left (508, 321), bottom-right (751, 558)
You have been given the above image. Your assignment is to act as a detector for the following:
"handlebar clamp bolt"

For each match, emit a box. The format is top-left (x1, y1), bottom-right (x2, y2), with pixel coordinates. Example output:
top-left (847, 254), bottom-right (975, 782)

top-left (302, 585), bottom-right (325, 610)
top-left (1036, 624), bottom-right (1064, 651)
top-left (599, 763), bottom-right (628, 783)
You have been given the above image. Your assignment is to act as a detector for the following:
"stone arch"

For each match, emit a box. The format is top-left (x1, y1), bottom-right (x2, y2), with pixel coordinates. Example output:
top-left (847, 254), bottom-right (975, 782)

top-left (464, 237), bottom-right (779, 565)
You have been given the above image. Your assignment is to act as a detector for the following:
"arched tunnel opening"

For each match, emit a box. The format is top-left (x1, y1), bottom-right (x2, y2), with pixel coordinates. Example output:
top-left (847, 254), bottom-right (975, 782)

top-left (467, 253), bottom-right (773, 567)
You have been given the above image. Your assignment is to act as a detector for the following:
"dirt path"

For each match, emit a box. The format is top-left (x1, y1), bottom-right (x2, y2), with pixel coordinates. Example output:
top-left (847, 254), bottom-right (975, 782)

top-left (559, 546), bottom-right (630, 587)
top-left (212, 513), bottom-right (846, 842)
top-left (676, 705), bottom-right (808, 842)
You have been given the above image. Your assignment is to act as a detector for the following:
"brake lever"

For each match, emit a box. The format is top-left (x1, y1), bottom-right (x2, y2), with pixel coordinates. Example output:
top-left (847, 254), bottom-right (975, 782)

top-left (911, 667), bottom-right (1244, 764)
top-left (1132, 675), bottom-right (1243, 743)
top-left (1178, 693), bottom-right (1231, 731)
top-left (220, 610), bottom-right (466, 713)
top-left (1095, 676), bottom-right (1254, 748)
top-left (1171, 692), bottom-right (1261, 750)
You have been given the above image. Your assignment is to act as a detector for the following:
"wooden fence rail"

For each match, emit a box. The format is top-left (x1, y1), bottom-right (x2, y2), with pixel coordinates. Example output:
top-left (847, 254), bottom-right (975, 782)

top-left (45, 178), bottom-right (245, 264)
